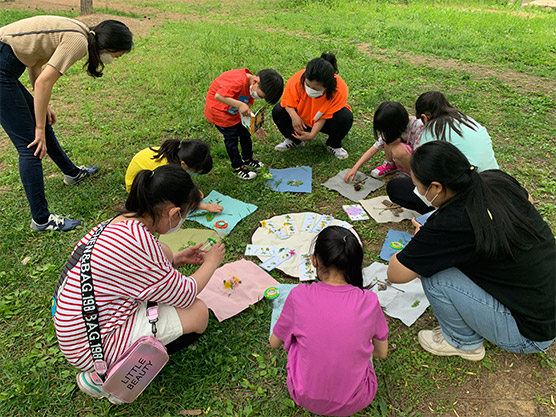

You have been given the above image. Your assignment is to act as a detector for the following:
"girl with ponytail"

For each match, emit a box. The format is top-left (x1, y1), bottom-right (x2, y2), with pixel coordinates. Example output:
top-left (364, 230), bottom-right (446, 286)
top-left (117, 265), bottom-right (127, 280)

top-left (388, 141), bottom-right (555, 361)
top-left (271, 226), bottom-right (388, 416)
top-left (125, 138), bottom-right (222, 212)
top-left (54, 165), bottom-right (226, 403)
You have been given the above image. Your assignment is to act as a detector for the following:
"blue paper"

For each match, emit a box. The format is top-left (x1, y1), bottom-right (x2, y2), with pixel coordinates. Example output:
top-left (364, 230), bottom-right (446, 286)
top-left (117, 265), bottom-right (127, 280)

top-left (269, 284), bottom-right (299, 336)
top-left (265, 166), bottom-right (312, 193)
top-left (415, 211), bottom-right (434, 226)
top-left (380, 229), bottom-right (413, 262)
top-left (186, 190), bottom-right (257, 236)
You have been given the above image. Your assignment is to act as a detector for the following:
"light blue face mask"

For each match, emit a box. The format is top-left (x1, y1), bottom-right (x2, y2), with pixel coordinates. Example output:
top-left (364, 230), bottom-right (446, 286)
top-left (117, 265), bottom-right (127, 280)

top-left (186, 170), bottom-right (199, 177)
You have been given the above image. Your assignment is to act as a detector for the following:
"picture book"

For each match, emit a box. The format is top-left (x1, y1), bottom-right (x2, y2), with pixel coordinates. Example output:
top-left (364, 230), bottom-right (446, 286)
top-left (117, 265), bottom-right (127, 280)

top-left (241, 107), bottom-right (265, 135)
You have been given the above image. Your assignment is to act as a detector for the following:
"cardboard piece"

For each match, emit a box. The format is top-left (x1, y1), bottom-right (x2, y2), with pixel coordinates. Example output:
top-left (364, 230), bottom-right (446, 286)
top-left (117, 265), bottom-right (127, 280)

top-left (186, 190), bottom-right (257, 236)
top-left (359, 196), bottom-right (420, 223)
top-left (362, 262), bottom-right (429, 327)
top-left (197, 259), bottom-right (279, 322)
top-left (342, 204), bottom-right (370, 221)
top-left (159, 228), bottom-right (220, 253)
top-left (265, 166), bottom-right (312, 193)
top-left (322, 169), bottom-right (383, 202)
top-left (379, 229), bottom-right (413, 262)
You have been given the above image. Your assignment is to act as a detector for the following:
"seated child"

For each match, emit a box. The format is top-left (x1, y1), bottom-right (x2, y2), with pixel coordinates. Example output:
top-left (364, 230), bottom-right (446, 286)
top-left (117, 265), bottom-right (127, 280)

top-left (125, 139), bottom-right (222, 213)
top-left (204, 68), bottom-right (283, 180)
top-left (344, 101), bottom-right (423, 182)
top-left (270, 226), bottom-right (389, 417)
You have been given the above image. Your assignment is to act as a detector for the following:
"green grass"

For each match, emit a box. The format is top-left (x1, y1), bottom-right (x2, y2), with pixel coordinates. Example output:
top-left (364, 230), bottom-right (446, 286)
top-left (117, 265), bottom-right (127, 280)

top-left (0, 1), bottom-right (555, 416)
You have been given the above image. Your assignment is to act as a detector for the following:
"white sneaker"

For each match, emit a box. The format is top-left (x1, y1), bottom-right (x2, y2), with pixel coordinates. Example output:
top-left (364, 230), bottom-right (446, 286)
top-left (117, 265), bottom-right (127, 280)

top-left (76, 372), bottom-right (124, 404)
top-left (326, 146), bottom-right (349, 160)
top-left (274, 139), bottom-right (305, 151)
top-left (418, 327), bottom-right (485, 361)
top-left (233, 167), bottom-right (257, 180)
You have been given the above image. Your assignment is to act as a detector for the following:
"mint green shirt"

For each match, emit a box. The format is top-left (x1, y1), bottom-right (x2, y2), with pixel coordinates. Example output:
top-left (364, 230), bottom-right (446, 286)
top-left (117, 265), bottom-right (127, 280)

top-left (418, 117), bottom-right (499, 171)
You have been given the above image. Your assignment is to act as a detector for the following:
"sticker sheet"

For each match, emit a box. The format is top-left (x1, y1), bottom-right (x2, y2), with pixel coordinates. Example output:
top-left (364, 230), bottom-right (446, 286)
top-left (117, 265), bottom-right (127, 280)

top-left (259, 248), bottom-right (296, 271)
top-left (379, 229), bottom-right (413, 262)
top-left (298, 253), bottom-right (316, 281)
top-left (311, 214), bottom-right (334, 233)
top-left (362, 262), bottom-right (429, 327)
top-left (342, 204), bottom-right (370, 221)
top-left (359, 196), bottom-right (420, 223)
top-left (186, 190), bottom-right (258, 236)
top-left (301, 213), bottom-right (318, 232)
top-left (251, 212), bottom-right (357, 279)
top-left (260, 219), bottom-right (290, 240)
top-left (322, 169), bottom-right (383, 202)
top-left (265, 166), bottom-right (312, 193)
top-left (197, 259), bottom-right (279, 322)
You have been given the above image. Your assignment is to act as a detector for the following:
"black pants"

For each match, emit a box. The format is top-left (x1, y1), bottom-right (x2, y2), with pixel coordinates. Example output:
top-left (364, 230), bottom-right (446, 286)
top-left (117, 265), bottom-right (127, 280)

top-left (386, 177), bottom-right (435, 215)
top-left (272, 104), bottom-right (353, 148)
top-left (215, 122), bottom-right (253, 169)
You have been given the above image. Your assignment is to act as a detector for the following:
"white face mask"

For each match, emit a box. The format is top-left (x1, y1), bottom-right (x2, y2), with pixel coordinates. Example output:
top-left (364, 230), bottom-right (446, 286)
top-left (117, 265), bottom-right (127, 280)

top-left (166, 211), bottom-right (185, 234)
top-left (250, 84), bottom-right (261, 100)
top-left (413, 185), bottom-right (439, 207)
top-left (305, 84), bottom-right (325, 98)
top-left (100, 53), bottom-right (114, 65)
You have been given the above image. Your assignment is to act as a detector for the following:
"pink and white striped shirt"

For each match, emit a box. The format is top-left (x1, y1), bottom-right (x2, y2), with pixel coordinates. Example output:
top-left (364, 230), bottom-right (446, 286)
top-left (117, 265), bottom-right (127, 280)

top-left (54, 220), bottom-right (197, 371)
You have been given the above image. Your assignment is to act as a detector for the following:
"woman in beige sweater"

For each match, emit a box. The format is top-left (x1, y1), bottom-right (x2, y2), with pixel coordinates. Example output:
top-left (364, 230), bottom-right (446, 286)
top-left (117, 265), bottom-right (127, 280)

top-left (0, 16), bottom-right (132, 231)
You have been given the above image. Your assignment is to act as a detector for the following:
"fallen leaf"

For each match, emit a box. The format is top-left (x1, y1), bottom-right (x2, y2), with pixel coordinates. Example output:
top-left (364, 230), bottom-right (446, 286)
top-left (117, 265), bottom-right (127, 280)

top-left (178, 410), bottom-right (202, 416)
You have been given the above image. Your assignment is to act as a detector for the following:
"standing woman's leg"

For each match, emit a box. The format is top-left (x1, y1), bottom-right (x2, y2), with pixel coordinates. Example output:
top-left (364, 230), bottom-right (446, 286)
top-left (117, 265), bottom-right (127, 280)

top-left (0, 42), bottom-right (50, 222)
top-left (16, 82), bottom-right (80, 177)
top-left (319, 106), bottom-right (353, 148)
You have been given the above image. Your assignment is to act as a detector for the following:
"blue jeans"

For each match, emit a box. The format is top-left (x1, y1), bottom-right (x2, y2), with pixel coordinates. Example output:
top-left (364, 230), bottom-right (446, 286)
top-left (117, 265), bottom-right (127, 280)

top-left (422, 267), bottom-right (554, 353)
top-left (0, 41), bottom-right (80, 222)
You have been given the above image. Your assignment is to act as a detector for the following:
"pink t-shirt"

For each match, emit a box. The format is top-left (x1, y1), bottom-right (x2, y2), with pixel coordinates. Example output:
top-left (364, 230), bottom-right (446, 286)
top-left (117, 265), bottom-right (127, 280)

top-left (273, 282), bottom-right (388, 416)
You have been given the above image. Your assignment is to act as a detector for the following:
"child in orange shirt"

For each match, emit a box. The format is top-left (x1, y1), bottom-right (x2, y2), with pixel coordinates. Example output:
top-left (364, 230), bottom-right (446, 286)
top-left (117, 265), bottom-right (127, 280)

top-left (272, 53), bottom-right (353, 160)
top-left (204, 69), bottom-right (283, 180)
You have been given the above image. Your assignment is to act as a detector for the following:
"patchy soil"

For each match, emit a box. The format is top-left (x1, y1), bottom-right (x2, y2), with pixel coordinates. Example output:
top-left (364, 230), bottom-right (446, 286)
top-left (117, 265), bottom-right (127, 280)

top-left (1, 1), bottom-right (555, 416)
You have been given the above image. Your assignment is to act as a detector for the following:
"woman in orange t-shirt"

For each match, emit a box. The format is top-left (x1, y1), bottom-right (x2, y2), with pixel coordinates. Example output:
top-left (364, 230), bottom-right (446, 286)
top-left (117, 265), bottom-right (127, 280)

top-left (272, 53), bottom-right (353, 160)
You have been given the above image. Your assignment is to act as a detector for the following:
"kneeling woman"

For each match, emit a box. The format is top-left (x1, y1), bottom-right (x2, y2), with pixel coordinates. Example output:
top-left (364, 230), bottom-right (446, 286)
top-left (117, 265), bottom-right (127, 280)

top-left (388, 141), bottom-right (555, 361)
top-left (53, 165), bottom-right (225, 402)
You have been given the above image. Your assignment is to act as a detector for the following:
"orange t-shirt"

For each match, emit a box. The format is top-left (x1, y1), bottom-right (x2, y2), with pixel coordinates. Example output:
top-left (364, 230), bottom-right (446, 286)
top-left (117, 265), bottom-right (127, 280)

top-left (280, 70), bottom-right (350, 128)
top-left (204, 69), bottom-right (255, 128)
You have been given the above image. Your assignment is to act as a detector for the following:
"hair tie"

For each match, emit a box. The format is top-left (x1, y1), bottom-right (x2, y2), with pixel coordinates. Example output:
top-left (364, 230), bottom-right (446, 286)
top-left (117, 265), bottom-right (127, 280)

top-left (150, 170), bottom-right (155, 177)
top-left (487, 208), bottom-right (493, 221)
top-left (469, 166), bottom-right (476, 172)
top-left (343, 236), bottom-right (347, 242)
top-left (89, 30), bottom-right (96, 36)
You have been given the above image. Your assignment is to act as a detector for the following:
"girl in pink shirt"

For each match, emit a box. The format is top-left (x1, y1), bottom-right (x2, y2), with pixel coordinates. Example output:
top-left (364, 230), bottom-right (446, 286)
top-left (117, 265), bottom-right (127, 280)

top-left (270, 226), bottom-right (389, 416)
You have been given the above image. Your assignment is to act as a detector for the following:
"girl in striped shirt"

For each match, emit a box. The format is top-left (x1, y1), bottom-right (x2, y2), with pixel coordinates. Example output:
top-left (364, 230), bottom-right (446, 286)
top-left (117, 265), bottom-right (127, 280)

top-left (53, 165), bottom-right (225, 403)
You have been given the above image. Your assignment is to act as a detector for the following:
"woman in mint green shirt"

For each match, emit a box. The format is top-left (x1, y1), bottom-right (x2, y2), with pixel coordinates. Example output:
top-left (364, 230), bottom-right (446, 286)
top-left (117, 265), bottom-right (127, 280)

top-left (387, 91), bottom-right (498, 213)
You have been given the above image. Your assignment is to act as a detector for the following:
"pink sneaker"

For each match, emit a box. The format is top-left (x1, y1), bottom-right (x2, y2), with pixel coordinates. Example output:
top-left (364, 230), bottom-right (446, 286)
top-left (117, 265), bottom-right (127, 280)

top-left (371, 161), bottom-right (397, 178)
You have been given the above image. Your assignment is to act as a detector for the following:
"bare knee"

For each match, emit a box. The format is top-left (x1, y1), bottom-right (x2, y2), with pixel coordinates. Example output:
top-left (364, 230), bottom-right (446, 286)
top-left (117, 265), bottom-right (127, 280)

top-left (176, 298), bottom-right (209, 335)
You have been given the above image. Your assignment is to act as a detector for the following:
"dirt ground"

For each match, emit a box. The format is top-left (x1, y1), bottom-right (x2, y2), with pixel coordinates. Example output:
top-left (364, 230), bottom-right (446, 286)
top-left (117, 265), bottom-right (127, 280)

top-left (1, 1), bottom-right (555, 416)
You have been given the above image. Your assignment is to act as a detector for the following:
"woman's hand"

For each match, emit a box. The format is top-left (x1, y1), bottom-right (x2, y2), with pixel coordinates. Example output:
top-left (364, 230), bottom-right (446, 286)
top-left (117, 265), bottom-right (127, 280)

top-left (411, 217), bottom-right (422, 235)
top-left (29, 128), bottom-right (48, 159)
top-left (174, 243), bottom-right (204, 266)
top-left (202, 241), bottom-right (225, 267)
top-left (46, 105), bottom-right (57, 125)
top-left (344, 167), bottom-right (358, 183)
top-left (291, 112), bottom-right (307, 134)
top-left (292, 130), bottom-right (314, 141)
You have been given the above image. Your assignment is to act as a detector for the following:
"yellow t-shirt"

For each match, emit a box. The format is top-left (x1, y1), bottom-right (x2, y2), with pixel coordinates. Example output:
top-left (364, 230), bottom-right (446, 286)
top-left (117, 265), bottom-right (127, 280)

top-left (125, 147), bottom-right (168, 191)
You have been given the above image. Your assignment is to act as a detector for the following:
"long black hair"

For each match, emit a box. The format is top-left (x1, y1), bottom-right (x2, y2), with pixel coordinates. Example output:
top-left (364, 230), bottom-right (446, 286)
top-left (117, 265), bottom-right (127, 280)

top-left (313, 226), bottom-right (364, 289)
top-left (415, 91), bottom-right (478, 142)
top-left (150, 139), bottom-right (213, 174)
top-left (85, 20), bottom-right (133, 77)
top-left (124, 165), bottom-right (201, 224)
top-left (301, 52), bottom-right (338, 100)
top-left (374, 101), bottom-right (410, 144)
top-left (411, 141), bottom-right (544, 258)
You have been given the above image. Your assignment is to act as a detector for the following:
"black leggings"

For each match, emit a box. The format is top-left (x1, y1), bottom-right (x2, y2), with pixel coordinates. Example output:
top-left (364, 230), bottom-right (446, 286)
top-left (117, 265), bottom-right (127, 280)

top-left (272, 103), bottom-right (353, 148)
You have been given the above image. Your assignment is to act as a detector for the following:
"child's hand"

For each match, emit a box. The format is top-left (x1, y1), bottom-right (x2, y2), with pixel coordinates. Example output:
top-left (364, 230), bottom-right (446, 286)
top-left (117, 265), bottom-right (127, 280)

top-left (411, 217), bottom-right (422, 235)
top-left (203, 242), bottom-right (226, 267)
top-left (255, 127), bottom-right (267, 141)
top-left (344, 167), bottom-right (358, 183)
top-left (206, 203), bottom-right (223, 213)
top-left (174, 243), bottom-right (204, 266)
top-left (239, 102), bottom-right (251, 116)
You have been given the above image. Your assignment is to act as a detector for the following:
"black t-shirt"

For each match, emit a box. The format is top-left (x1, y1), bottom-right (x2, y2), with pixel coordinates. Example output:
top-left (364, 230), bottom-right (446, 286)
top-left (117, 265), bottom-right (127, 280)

top-left (397, 175), bottom-right (555, 342)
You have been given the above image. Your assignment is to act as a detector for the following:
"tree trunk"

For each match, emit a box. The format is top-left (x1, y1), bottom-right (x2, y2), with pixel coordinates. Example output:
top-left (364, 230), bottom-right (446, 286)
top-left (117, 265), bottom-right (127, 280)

top-left (80, 0), bottom-right (93, 15)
